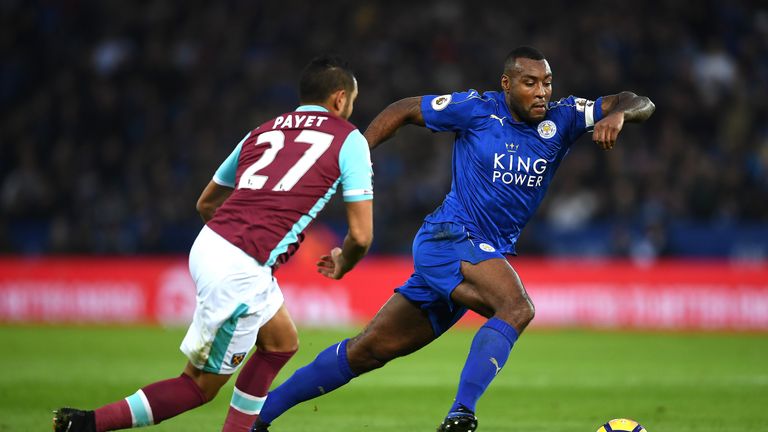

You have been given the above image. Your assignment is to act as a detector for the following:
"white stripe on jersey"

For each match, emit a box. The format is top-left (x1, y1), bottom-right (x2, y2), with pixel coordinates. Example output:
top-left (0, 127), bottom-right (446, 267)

top-left (343, 189), bottom-right (373, 196)
top-left (585, 102), bottom-right (595, 127)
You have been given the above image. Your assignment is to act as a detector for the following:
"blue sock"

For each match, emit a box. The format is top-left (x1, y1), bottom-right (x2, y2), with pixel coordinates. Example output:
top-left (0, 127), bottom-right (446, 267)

top-left (449, 317), bottom-right (519, 414)
top-left (259, 339), bottom-right (356, 424)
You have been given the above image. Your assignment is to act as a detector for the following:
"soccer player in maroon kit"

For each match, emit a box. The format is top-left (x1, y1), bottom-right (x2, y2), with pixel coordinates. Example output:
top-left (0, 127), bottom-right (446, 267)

top-left (53, 56), bottom-right (374, 432)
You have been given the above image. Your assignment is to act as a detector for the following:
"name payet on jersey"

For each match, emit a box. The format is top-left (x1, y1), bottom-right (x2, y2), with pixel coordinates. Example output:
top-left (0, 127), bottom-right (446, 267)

top-left (272, 114), bottom-right (329, 129)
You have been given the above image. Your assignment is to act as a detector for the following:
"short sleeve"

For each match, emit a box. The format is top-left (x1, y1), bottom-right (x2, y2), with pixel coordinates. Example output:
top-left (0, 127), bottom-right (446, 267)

top-left (421, 90), bottom-right (485, 133)
top-left (550, 96), bottom-right (605, 142)
top-left (213, 131), bottom-right (250, 187)
top-left (339, 129), bottom-right (373, 202)
top-left (575, 96), bottom-right (604, 131)
top-left (570, 96), bottom-right (604, 140)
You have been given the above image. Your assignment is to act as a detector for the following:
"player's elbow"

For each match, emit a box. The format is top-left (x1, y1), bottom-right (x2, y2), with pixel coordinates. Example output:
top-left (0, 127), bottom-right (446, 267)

top-left (624, 91), bottom-right (655, 111)
top-left (634, 94), bottom-right (655, 122)
top-left (644, 96), bottom-right (656, 114)
top-left (348, 227), bottom-right (373, 251)
top-left (196, 198), bottom-right (216, 222)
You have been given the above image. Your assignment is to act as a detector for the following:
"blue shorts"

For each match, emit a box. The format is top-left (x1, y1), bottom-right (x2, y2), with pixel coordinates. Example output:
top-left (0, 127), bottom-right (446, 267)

top-left (395, 221), bottom-right (505, 336)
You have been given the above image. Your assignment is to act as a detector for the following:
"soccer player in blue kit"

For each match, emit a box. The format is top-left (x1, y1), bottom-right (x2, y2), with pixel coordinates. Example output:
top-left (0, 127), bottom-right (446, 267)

top-left (252, 46), bottom-right (655, 431)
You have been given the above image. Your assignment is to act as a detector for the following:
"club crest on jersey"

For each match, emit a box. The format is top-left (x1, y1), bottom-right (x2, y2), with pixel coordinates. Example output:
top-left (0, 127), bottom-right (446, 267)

top-left (537, 120), bottom-right (557, 139)
top-left (431, 94), bottom-right (452, 111)
top-left (230, 352), bottom-right (247, 367)
top-left (479, 243), bottom-right (496, 252)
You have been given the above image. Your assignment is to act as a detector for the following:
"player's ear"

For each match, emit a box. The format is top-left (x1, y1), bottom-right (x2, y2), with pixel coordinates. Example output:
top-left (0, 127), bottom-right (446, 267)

top-left (501, 74), bottom-right (510, 92)
top-left (332, 89), bottom-right (347, 114)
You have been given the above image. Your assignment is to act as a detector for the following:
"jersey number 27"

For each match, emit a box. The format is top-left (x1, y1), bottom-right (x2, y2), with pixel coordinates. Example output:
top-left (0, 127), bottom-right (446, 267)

top-left (238, 130), bottom-right (333, 192)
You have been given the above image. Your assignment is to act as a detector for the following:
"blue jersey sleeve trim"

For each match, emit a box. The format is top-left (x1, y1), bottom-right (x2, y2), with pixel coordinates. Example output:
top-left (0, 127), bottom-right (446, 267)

top-left (339, 129), bottom-right (373, 202)
top-left (593, 96), bottom-right (604, 123)
top-left (213, 132), bottom-right (250, 187)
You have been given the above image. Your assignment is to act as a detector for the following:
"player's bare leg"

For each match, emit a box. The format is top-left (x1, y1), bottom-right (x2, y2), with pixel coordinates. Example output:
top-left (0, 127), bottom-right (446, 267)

top-left (254, 305), bottom-right (299, 353)
top-left (222, 306), bottom-right (297, 432)
top-left (452, 258), bottom-right (535, 331)
top-left (183, 363), bottom-right (231, 401)
top-left (346, 292), bottom-right (437, 373)
top-left (435, 258), bottom-right (534, 432)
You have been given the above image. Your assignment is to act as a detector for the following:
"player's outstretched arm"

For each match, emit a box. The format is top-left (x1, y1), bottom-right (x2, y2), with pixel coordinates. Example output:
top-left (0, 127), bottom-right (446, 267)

top-left (317, 199), bottom-right (373, 280)
top-left (592, 91), bottom-right (655, 150)
top-left (196, 180), bottom-right (233, 223)
top-left (364, 97), bottom-right (426, 150)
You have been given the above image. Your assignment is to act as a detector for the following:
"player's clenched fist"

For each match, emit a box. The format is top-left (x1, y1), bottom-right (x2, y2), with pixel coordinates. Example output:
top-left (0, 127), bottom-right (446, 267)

top-left (592, 111), bottom-right (625, 150)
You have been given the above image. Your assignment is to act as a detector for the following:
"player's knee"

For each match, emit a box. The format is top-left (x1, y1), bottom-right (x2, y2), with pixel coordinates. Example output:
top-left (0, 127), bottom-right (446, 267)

top-left (256, 324), bottom-right (299, 352)
top-left (496, 297), bottom-right (535, 330)
top-left (518, 299), bottom-right (535, 330)
top-left (258, 334), bottom-right (299, 353)
top-left (520, 299), bottom-right (535, 326)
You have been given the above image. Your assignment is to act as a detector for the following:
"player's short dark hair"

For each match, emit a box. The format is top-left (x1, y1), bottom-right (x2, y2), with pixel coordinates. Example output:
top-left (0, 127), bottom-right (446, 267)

top-left (299, 55), bottom-right (356, 104)
top-left (503, 46), bottom-right (546, 73)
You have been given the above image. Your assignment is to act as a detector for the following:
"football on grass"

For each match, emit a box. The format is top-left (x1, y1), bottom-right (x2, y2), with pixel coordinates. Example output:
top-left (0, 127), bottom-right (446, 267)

top-left (596, 418), bottom-right (647, 432)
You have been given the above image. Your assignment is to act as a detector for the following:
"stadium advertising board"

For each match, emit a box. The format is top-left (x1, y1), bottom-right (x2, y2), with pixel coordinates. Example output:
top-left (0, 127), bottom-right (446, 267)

top-left (0, 257), bottom-right (766, 330)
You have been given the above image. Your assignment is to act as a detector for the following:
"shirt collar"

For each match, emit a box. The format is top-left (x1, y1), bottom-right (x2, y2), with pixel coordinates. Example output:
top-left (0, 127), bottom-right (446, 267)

top-left (295, 105), bottom-right (329, 112)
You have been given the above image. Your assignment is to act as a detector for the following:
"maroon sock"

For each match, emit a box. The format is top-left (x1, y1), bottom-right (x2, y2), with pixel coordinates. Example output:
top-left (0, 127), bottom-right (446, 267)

top-left (94, 400), bottom-right (131, 431)
top-left (142, 374), bottom-right (207, 424)
top-left (222, 349), bottom-right (296, 432)
top-left (94, 374), bottom-right (206, 431)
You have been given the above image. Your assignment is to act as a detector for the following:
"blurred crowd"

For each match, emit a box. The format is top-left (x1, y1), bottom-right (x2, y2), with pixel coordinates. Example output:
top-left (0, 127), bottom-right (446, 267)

top-left (1, 0), bottom-right (767, 258)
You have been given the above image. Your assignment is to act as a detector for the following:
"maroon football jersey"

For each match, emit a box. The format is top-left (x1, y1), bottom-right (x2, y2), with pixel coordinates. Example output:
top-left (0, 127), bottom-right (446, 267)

top-left (207, 109), bottom-right (363, 268)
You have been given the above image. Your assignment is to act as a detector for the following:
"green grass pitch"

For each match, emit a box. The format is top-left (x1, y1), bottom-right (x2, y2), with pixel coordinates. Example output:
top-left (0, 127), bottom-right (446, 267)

top-left (2, 325), bottom-right (767, 431)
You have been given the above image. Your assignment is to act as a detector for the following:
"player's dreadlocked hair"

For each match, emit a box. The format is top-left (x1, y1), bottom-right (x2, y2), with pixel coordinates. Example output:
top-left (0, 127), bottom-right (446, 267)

top-left (299, 55), bottom-right (356, 104)
top-left (503, 46), bottom-right (546, 72)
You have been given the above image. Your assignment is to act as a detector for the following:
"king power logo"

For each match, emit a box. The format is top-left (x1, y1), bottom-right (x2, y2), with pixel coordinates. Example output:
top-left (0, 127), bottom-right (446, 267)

top-left (491, 152), bottom-right (548, 187)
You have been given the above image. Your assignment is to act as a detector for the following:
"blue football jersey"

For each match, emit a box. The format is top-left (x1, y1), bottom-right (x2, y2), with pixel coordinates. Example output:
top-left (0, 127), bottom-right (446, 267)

top-left (421, 90), bottom-right (604, 255)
